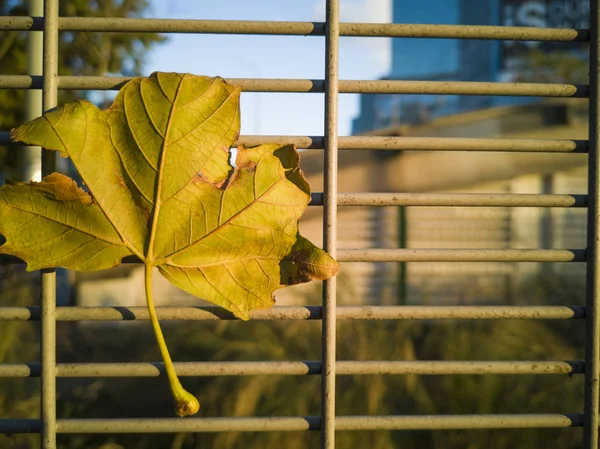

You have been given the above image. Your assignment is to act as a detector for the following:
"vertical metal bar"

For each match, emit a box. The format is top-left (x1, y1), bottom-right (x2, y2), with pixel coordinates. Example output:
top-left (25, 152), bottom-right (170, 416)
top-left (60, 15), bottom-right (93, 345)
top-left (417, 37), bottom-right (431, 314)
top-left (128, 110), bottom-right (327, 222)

top-left (41, 0), bottom-right (59, 448)
top-left (40, 270), bottom-right (56, 449)
top-left (22, 0), bottom-right (43, 183)
top-left (322, 0), bottom-right (339, 448)
top-left (585, 1), bottom-right (600, 448)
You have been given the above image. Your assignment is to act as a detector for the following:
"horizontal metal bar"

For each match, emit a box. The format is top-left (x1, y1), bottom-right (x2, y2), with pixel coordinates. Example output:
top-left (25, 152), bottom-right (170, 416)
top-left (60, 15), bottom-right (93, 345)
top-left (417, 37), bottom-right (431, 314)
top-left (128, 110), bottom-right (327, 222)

top-left (309, 193), bottom-right (587, 207)
top-left (1, 133), bottom-right (587, 153)
top-left (0, 360), bottom-right (584, 378)
top-left (334, 414), bottom-right (583, 431)
top-left (2, 417), bottom-right (319, 433)
top-left (0, 305), bottom-right (584, 321)
top-left (0, 16), bottom-right (589, 42)
top-left (0, 414), bottom-right (582, 434)
top-left (335, 306), bottom-right (585, 320)
top-left (0, 147), bottom-right (584, 206)
top-left (338, 249), bottom-right (586, 262)
top-left (327, 136), bottom-right (587, 153)
top-left (340, 80), bottom-right (587, 97)
top-left (0, 76), bottom-right (587, 97)
top-left (339, 23), bottom-right (588, 41)
top-left (0, 16), bottom-right (42, 30)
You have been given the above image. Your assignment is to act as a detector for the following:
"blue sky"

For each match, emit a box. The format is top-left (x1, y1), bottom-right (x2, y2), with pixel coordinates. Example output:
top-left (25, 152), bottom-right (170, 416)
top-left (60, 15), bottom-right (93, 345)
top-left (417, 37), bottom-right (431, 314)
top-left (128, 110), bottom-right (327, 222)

top-left (145, 0), bottom-right (392, 137)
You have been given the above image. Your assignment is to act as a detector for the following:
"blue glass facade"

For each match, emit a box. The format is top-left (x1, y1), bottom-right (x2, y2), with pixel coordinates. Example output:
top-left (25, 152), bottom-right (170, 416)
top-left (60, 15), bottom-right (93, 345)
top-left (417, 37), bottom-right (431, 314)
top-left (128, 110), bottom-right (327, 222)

top-left (351, 0), bottom-right (589, 134)
top-left (391, 0), bottom-right (460, 77)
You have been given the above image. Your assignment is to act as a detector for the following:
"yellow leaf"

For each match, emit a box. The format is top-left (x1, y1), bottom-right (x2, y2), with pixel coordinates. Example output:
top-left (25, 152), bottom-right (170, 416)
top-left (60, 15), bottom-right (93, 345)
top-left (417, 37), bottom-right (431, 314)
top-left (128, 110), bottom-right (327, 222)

top-left (7, 72), bottom-right (338, 416)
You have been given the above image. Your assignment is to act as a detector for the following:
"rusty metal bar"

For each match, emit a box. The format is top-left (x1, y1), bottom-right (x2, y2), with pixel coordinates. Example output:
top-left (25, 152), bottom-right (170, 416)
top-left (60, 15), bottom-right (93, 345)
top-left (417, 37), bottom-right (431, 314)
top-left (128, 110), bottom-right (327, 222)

top-left (309, 193), bottom-right (587, 207)
top-left (0, 360), bottom-right (585, 378)
top-left (7, 190), bottom-right (596, 215)
top-left (0, 231), bottom-right (588, 266)
top-left (0, 248), bottom-right (586, 266)
top-left (584, 1), bottom-right (600, 448)
top-left (237, 136), bottom-right (588, 152)
top-left (0, 305), bottom-right (585, 321)
top-left (338, 23), bottom-right (587, 41)
top-left (40, 0), bottom-right (59, 447)
top-left (0, 75), bottom-right (588, 97)
top-left (339, 79), bottom-right (586, 97)
top-left (322, 1), bottom-right (339, 447)
top-left (325, 137), bottom-right (587, 153)
top-left (2, 132), bottom-right (587, 153)
top-left (334, 414), bottom-right (582, 431)
top-left (338, 249), bottom-right (585, 263)
top-left (334, 306), bottom-right (585, 320)
top-left (0, 163), bottom-right (586, 206)
top-left (2, 417), bottom-right (319, 433)
top-left (0, 16), bottom-right (589, 42)
top-left (0, 414), bottom-right (582, 434)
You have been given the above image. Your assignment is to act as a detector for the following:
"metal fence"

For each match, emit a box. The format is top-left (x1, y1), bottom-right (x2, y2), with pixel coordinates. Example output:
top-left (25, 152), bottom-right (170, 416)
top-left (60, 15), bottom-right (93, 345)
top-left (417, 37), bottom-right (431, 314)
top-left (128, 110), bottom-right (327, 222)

top-left (0, 1), bottom-right (598, 448)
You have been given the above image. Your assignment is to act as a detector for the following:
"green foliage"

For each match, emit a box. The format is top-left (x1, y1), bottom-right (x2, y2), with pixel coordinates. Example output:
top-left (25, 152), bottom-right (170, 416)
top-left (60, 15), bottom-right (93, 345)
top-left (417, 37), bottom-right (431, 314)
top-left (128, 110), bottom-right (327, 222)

top-left (44, 294), bottom-right (583, 448)
top-left (4, 72), bottom-right (339, 415)
top-left (0, 271), bottom-right (584, 448)
top-left (0, 0), bottom-right (165, 176)
top-left (0, 266), bottom-right (41, 449)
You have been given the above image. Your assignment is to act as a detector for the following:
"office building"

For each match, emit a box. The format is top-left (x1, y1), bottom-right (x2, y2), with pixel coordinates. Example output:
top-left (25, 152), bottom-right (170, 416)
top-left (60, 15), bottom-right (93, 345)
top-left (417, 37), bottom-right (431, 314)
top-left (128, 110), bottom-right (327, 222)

top-left (352, 0), bottom-right (589, 134)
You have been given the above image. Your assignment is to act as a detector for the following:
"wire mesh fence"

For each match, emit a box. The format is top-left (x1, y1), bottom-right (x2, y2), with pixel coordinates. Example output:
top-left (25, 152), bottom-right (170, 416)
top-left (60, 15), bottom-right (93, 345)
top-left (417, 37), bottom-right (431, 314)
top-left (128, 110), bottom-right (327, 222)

top-left (0, 1), bottom-right (599, 448)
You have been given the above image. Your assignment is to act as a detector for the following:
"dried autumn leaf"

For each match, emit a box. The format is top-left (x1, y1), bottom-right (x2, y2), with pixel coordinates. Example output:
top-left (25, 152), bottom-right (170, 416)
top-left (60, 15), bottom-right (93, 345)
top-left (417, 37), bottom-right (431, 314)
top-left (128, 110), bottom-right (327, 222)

top-left (4, 72), bottom-right (339, 416)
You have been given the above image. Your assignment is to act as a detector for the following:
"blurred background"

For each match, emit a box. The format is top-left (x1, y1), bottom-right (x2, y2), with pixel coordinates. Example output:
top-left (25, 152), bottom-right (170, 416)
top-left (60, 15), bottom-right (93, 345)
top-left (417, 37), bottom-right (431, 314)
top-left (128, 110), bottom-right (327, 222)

top-left (0, 0), bottom-right (591, 448)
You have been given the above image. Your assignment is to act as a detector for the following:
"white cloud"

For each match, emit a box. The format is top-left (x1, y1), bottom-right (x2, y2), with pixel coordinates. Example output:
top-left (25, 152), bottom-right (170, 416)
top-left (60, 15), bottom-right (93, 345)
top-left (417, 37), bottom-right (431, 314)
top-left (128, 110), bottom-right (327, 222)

top-left (313, 0), bottom-right (392, 72)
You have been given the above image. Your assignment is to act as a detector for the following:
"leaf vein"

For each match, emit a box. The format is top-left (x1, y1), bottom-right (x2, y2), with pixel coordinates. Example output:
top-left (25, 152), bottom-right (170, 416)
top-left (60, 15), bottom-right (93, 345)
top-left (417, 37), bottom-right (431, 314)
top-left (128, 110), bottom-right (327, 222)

top-left (194, 267), bottom-right (245, 317)
top-left (173, 75), bottom-right (218, 110)
top-left (164, 172), bottom-right (292, 261)
top-left (3, 203), bottom-right (125, 245)
top-left (166, 86), bottom-right (238, 149)
top-left (139, 78), bottom-right (166, 140)
top-left (223, 263), bottom-right (268, 305)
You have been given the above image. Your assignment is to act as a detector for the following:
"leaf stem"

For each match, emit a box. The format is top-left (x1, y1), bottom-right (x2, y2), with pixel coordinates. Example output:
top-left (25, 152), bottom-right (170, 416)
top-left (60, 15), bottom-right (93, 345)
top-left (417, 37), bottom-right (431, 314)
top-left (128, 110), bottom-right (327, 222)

top-left (144, 263), bottom-right (199, 417)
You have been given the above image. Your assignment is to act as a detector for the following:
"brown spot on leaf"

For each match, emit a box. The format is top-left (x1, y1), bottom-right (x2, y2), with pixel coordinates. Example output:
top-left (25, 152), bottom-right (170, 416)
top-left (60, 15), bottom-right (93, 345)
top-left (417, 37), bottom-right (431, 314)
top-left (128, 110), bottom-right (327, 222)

top-left (140, 204), bottom-right (151, 222)
top-left (31, 173), bottom-right (94, 205)
top-left (218, 169), bottom-right (238, 190)
top-left (292, 249), bottom-right (309, 262)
